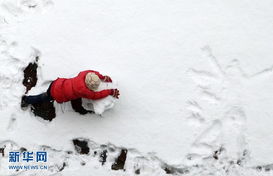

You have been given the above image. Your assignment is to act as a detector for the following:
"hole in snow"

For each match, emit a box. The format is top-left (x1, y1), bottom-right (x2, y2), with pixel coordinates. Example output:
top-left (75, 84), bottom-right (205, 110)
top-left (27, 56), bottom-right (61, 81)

top-left (0, 148), bottom-right (4, 156)
top-left (164, 167), bottom-right (175, 174)
top-left (72, 139), bottom-right (90, 155)
top-left (135, 168), bottom-right (140, 175)
top-left (99, 150), bottom-right (107, 165)
top-left (22, 61), bottom-right (38, 94)
top-left (31, 100), bottom-right (56, 121)
top-left (111, 149), bottom-right (127, 171)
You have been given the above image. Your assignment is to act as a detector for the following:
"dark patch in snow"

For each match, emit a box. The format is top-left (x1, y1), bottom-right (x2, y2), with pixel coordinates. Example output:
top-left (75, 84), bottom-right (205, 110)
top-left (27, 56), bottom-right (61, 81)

top-left (111, 149), bottom-right (127, 170)
top-left (229, 161), bottom-right (234, 165)
top-left (236, 149), bottom-right (249, 166)
top-left (213, 146), bottom-right (224, 160)
top-left (73, 139), bottom-right (90, 155)
top-left (58, 162), bottom-right (66, 172)
top-left (31, 100), bottom-right (56, 121)
top-left (108, 146), bottom-right (116, 152)
top-left (256, 166), bottom-right (262, 171)
top-left (0, 147), bottom-right (4, 156)
top-left (22, 61), bottom-right (38, 94)
top-left (175, 168), bottom-right (190, 174)
top-left (164, 167), bottom-right (174, 174)
top-left (71, 98), bottom-right (94, 115)
top-left (162, 164), bottom-right (190, 175)
top-left (28, 4), bottom-right (38, 8)
top-left (255, 164), bottom-right (273, 172)
top-left (135, 168), bottom-right (140, 175)
top-left (81, 161), bottom-right (86, 166)
top-left (100, 144), bottom-right (107, 148)
top-left (20, 147), bottom-right (27, 152)
top-left (66, 151), bottom-right (73, 154)
top-left (236, 159), bottom-right (242, 165)
top-left (99, 150), bottom-right (107, 165)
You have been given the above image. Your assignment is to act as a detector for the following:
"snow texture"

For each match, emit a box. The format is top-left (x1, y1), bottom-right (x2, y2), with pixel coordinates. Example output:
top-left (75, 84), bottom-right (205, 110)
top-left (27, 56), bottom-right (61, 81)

top-left (0, 0), bottom-right (273, 175)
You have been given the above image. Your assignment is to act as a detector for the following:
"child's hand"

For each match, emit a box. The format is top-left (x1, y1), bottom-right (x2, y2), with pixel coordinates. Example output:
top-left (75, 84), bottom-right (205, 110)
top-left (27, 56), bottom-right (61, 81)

top-left (103, 75), bottom-right (112, 82)
top-left (111, 89), bottom-right (120, 99)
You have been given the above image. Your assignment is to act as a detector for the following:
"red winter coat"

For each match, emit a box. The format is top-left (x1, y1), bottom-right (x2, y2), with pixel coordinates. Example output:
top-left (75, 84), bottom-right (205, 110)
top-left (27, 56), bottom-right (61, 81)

top-left (50, 70), bottom-right (112, 103)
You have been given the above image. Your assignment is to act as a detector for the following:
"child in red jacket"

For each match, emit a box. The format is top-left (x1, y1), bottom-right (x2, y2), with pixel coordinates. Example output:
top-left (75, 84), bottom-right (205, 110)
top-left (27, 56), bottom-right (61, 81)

top-left (21, 70), bottom-right (119, 110)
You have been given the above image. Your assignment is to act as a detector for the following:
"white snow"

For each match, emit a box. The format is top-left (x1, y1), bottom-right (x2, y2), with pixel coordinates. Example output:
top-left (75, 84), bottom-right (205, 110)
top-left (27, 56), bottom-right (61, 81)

top-left (0, 0), bottom-right (273, 175)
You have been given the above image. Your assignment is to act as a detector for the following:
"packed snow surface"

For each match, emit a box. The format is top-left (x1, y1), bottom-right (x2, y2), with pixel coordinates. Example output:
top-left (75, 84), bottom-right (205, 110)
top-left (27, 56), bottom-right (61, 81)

top-left (0, 0), bottom-right (273, 175)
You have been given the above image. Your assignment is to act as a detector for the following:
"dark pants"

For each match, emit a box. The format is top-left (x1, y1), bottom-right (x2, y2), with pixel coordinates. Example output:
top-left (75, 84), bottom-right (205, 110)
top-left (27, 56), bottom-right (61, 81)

top-left (24, 83), bottom-right (53, 105)
top-left (24, 82), bottom-right (94, 114)
top-left (70, 98), bottom-right (94, 115)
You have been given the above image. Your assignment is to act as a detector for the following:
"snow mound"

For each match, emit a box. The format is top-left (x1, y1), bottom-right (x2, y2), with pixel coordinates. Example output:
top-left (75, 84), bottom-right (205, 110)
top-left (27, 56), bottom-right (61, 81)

top-left (82, 82), bottom-right (118, 115)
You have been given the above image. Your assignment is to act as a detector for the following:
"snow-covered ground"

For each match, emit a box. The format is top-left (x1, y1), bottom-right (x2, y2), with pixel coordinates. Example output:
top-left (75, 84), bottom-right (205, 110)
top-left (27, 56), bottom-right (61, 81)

top-left (0, 0), bottom-right (273, 175)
